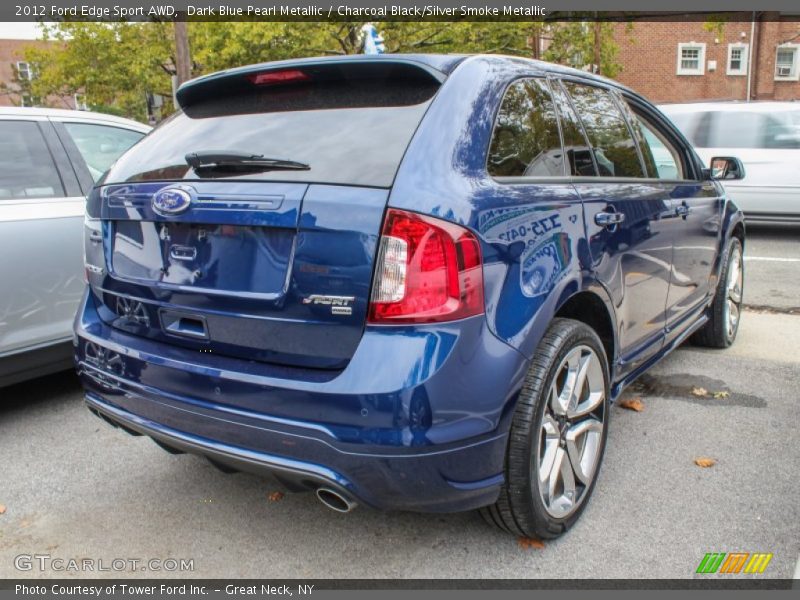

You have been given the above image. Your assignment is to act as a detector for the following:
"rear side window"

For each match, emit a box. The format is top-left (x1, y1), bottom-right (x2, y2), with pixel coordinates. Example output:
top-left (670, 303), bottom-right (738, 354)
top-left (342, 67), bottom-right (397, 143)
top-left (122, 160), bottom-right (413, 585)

top-left (0, 120), bottom-right (64, 200)
top-left (105, 77), bottom-right (438, 188)
top-left (706, 111), bottom-right (800, 149)
top-left (563, 82), bottom-right (645, 178)
top-left (63, 122), bottom-right (145, 182)
top-left (487, 78), bottom-right (564, 177)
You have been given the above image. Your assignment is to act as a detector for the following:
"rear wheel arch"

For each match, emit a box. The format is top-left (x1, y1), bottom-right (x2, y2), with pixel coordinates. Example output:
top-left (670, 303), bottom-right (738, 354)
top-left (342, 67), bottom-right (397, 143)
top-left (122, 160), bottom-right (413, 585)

top-left (553, 290), bottom-right (616, 374)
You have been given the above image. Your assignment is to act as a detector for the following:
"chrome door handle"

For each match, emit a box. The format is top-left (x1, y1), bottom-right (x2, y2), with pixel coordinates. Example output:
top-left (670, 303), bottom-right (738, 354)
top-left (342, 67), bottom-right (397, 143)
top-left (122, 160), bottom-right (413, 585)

top-left (594, 211), bottom-right (626, 227)
top-left (675, 202), bottom-right (690, 219)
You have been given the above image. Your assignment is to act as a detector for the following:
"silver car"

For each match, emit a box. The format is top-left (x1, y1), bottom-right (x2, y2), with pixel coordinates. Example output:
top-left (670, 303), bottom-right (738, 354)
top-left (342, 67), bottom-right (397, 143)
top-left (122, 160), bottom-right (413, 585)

top-left (660, 102), bottom-right (800, 222)
top-left (0, 107), bottom-right (150, 387)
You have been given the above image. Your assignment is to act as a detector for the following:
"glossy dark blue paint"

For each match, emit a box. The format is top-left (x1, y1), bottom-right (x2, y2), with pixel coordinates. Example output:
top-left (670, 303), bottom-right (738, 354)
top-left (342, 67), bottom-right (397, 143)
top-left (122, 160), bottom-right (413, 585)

top-left (75, 54), bottom-right (743, 512)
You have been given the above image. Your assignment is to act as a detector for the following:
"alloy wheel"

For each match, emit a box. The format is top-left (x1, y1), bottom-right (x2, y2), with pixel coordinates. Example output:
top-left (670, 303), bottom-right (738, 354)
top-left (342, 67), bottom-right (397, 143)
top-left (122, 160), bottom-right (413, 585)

top-left (536, 345), bottom-right (606, 519)
top-left (724, 245), bottom-right (743, 341)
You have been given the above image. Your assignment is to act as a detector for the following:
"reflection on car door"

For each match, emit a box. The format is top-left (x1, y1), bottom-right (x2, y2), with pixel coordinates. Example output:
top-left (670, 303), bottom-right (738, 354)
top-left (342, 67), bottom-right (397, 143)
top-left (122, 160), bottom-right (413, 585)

top-left (622, 102), bottom-right (722, 342)
top-left (0, 118), bottom-right (85, 357)
top-left (555, 80), bottom-right (674, 376)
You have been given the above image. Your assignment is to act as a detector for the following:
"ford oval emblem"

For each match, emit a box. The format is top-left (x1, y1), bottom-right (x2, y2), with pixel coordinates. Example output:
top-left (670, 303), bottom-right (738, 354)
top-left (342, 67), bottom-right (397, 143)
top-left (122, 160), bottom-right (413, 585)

top-left (152, 187), bottom-right (192, 216)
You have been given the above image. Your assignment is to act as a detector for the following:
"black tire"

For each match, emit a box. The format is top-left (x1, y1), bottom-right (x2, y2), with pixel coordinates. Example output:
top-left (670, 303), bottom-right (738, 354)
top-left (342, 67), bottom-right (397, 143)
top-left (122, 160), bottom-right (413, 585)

top-left (693, 236), bottom-right (744, 349)
top-left (480, 318), bottom-right (610, 539)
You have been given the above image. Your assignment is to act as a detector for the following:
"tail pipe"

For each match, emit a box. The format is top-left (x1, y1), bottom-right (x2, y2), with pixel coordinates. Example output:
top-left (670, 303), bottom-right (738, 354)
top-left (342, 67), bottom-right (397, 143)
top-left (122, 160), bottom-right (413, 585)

top-left (315, 487), bottom-right (357, 513)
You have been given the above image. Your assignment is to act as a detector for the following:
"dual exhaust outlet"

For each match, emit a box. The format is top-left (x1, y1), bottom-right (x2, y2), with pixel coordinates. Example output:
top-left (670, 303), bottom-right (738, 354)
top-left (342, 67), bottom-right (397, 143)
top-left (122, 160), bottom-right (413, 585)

top-left (315, 487), bottom-right (357, 513)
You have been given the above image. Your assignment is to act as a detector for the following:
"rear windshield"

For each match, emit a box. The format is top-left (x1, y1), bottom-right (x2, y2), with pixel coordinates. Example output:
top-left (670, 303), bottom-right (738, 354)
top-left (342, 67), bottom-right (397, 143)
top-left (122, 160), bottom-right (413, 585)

top-left (104, 79), bottom-right (438, 188)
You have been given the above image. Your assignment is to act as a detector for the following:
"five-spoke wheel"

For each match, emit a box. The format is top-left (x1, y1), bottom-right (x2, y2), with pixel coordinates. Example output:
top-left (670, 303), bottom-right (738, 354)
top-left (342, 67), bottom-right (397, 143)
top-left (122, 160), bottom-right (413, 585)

top-left (537, 345), bottom-right (606, 519)
top-left (480, 319), bottom-right (610, 539)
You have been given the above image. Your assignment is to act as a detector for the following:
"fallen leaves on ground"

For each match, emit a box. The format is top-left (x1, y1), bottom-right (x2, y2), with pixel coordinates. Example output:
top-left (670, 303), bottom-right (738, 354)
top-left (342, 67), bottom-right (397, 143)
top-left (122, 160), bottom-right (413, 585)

top-left (691, 387), bottom-right (708, 397)
top-left (694, 457), bottom-right (717, 468)
top-left (267, 491), bottom-right (285, 502)
top-left (0, 504), bottom-right (5, 515)
top-left (713, 391), bottom-right (730, 399)
top-left (518, 537), bottom-right (545, 550)
top-left (618, 397), bottom-right (644, 412)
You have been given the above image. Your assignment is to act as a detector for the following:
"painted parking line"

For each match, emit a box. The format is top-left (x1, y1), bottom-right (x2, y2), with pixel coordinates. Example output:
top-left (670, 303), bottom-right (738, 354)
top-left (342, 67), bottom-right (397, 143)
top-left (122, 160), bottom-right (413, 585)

top-left (744, 256), bottom-right (800, 262)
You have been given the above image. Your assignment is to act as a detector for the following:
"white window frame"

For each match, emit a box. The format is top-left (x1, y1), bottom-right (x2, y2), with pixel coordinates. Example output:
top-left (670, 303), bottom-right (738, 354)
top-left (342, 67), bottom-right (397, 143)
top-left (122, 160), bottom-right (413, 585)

top-left (774, 44), bottom-right (799, 81)
top-left (15, 61), bottom-right (32, 81)
top-left (677, 43), bottom-right (706, 76)
top-left (74, 93), bottom-right (88, 111)
top-left (726, 43), bottom-right (749, 76)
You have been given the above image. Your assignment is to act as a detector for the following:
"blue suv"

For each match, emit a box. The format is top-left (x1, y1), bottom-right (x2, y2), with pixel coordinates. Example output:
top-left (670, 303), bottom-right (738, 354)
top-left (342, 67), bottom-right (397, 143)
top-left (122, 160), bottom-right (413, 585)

top-left (75, 54), bottom-right (745, 539)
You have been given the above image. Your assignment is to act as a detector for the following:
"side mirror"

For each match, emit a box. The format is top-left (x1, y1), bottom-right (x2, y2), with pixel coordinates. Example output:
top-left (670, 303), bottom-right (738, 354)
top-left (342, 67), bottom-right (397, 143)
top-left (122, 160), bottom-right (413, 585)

top-left (708, 156), bottom-right (746, 180)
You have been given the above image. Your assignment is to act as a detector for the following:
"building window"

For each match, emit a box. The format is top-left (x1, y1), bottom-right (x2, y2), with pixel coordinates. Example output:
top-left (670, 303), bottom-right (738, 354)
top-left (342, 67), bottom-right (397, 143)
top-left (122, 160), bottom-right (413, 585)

top-left (677, 43), bottom-right (706, 76)
top-left (727, 44), bottom-right (749, 76)
top-left (15, 61), bottom-right (32, 81)
top-left (21, 94), bottom-right (33, 107)
top-left (775, 45), bottom-right (799, 81)
top-left (74, 94), bottom-right (88, 111)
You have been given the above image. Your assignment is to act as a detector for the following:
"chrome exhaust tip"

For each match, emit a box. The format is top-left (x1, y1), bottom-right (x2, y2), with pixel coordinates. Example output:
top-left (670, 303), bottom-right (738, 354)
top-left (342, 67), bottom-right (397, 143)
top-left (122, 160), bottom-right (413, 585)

top-left (316, 487), bottom-right (357, 513)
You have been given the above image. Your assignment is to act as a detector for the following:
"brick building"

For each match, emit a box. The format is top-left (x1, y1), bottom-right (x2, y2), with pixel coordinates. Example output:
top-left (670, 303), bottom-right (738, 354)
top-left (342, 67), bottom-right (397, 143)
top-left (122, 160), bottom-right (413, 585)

top-left (0, 38), bottom-right (81, 109)
top-left (613, 14), bottom-right (800, 103)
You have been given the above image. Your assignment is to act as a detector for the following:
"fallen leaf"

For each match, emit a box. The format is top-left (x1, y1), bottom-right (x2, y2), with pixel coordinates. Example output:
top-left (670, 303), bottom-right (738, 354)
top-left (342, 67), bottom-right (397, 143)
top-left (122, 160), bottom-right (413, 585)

top-left (713, 391), bottom-right (730, 399)
top-left (267, 491), bottom-right (284, 502)
top-left (618, 397), bottom-right (644, 412)
top-left (0, 504), bottom-right (5, 515)
top-left (518, 537), bottom-right (545, 550)
top-left (691, 387), bottom-right (708, 397)
top-left (694, 457), bottom-right (717, 468)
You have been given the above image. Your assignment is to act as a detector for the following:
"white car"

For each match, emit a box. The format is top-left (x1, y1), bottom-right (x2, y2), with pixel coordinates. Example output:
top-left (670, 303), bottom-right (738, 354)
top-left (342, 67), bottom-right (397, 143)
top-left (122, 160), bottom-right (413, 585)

top-left (660, 102), bottom-right (800, 222)
top-left (0, 107), bottom-right (150, 387)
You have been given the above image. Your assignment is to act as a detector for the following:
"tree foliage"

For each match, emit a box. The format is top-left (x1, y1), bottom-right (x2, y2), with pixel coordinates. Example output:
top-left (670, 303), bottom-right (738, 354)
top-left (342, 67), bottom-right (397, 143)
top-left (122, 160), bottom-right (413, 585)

top-left (22, 20), bottom-right (625, 122)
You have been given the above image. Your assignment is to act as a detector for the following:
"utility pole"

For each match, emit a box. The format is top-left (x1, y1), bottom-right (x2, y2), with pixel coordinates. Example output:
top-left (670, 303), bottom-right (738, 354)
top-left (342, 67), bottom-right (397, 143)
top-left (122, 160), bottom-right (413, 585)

top-left (174, 20), bottom-right (191, 87)
top-left (593, 20), bottom-right (602, 75)
top-left (530, 23), bottom-right (541, 60)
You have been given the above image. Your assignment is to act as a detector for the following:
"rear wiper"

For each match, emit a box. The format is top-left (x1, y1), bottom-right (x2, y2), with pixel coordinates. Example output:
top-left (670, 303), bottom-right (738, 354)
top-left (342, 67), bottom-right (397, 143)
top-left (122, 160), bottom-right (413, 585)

top-left (185, 151), bottom-right (310, 171)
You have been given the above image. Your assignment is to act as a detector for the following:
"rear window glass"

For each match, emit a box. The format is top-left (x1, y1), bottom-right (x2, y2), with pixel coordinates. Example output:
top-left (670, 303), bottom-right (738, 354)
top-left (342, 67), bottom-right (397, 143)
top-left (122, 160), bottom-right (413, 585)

top-left (706, 111), bottom-right (800, 149)
top-left (63, 122), bottom-right (145, 181)
top-left (104, 78), bottom-right (438, 188)
top-left (0, 120), bottom-right (64, 199)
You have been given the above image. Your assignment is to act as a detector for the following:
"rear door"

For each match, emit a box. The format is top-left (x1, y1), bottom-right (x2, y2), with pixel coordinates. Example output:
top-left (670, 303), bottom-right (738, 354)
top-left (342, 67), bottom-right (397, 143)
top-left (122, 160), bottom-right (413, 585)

top-left (85, 61), bottom-right (441, 370)
top-left (558, 80), bottom-right (674, 375)
top-left (0, 117), bottom-right (84, 356)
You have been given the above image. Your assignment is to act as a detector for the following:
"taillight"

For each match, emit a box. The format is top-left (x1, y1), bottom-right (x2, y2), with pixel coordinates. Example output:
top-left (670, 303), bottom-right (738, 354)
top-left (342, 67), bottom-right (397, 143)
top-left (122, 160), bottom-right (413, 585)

top-left (368, 209), bottom-right (484, 324)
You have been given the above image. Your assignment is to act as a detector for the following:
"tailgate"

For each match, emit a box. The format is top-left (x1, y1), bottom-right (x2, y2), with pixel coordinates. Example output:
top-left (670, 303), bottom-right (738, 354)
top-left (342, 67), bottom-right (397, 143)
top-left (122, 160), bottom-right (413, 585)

top-left (86, 181), bottom-right (387, 369)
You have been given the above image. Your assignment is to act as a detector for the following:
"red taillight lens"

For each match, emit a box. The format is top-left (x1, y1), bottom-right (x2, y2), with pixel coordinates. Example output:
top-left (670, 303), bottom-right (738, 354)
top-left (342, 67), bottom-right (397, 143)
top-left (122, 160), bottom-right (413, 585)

top-left (247, 69), bottom-right (310, 86)
top-left (368, 209), bottom-right (484, 324)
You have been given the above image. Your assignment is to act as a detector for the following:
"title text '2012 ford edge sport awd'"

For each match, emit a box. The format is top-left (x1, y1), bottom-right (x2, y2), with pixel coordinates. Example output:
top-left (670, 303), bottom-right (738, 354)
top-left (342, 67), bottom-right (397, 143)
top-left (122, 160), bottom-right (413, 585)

top-left (75, 54), bottom-right (745, 539)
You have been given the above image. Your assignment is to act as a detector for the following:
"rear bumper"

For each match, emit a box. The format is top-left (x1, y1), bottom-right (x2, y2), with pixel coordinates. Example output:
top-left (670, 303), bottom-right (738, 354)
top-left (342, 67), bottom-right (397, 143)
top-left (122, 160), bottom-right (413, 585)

top-left (74, 290), bottom-right (528, 512)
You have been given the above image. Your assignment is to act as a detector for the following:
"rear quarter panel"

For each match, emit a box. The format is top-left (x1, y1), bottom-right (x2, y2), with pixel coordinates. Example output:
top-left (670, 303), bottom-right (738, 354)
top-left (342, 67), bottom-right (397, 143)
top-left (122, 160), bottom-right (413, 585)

top-left (389, 56), bottom-right (611, 363)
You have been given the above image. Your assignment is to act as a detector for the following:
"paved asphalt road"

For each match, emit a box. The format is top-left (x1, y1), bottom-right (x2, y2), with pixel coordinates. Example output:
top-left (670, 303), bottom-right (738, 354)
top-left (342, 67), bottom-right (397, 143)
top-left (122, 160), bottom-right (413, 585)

top-left (0, 226), bottom-right (798, 581)
top-left (743, 224), bottom-right (800, 312)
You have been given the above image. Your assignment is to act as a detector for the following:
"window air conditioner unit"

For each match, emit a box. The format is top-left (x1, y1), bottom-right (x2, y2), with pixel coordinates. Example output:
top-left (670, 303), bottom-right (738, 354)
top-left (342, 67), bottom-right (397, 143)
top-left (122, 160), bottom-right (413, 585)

top-left (777, 66), bottom-right (792, 77)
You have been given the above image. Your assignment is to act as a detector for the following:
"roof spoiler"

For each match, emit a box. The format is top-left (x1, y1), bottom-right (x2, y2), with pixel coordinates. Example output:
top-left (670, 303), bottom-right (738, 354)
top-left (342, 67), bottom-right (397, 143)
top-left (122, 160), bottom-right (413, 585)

top-left (176, 56), bottom-right (448, 110)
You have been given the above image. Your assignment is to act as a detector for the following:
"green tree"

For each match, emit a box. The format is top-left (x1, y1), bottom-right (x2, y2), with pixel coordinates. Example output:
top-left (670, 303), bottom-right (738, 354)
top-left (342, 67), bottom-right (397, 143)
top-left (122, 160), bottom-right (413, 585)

top-left (25, 22), bottom-right (173, 120)
top-left (22, 20), bottom-right (628, 121)
top-left (542, 21), bottom-right (626, 77)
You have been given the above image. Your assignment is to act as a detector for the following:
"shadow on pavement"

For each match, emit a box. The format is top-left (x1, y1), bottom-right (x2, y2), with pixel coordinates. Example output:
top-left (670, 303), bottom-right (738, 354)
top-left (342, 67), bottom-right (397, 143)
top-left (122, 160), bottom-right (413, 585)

top-left (745, 222), bottom-right (800, 238)
top-left (0, 369), bottom-right (82, 415)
